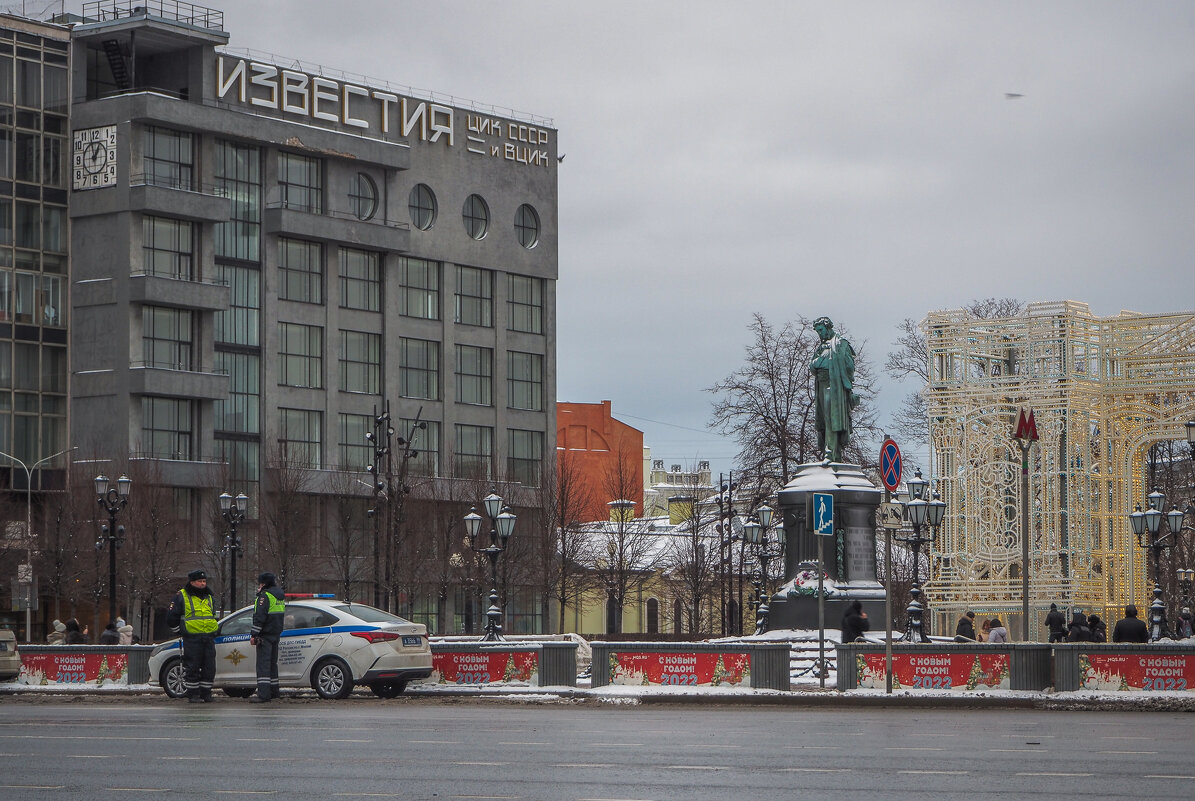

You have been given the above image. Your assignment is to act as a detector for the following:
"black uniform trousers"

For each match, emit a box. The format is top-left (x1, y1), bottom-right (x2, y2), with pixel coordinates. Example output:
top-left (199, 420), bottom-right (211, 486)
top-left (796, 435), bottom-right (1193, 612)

top-left (255, 634), bottom-right (281, 699)
top-left (182, 633), bottom-right (216, 699)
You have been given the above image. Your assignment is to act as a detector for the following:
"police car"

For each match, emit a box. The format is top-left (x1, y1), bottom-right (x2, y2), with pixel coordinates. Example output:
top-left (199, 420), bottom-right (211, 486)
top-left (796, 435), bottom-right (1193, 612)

top-left (148, 595), bottom-right (432, 699)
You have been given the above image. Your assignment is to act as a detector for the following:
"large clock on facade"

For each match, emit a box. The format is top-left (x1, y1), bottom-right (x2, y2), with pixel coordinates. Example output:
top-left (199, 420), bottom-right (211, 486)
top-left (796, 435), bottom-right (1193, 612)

top-left (72, 125), bottom-right (118, 190)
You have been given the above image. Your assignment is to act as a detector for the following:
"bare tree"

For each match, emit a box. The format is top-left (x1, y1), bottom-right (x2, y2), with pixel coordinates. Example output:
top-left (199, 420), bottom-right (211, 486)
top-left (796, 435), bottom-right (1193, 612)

top-left (663, 495), bottom-right (720, 636)
top-left (121, 460), bottom-right (190, 636)
top-left (258, 442), bottom-right (315, 591)
top-left (324, 468), bottom-right (372, 602)
top-left (542, 449), bottom-right (596, 633)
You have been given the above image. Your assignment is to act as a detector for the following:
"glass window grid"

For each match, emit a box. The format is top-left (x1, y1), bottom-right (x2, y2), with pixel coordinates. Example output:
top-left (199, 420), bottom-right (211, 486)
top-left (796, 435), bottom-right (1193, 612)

top-left (215, 264), bottom-right (260, 346)
top-left (507, 429), bottom-right (544, 487)
top-left (279, 151), bottom-right (323, 213)
top-left (279, 237), bottom-right (323, 304)
top-left (339, 329), bottom-right (381, 394)
top-left (507, 351), bottom-right (543, 411)
top-left (453, 423), bottom-right (492, 479)
top-left (401, 417), bottom-right (440, 477)
top-left (455, 344), bottom-right (492, 406)
top-left (142, 216), bottom-right (193, 280)
top-left (507, 275), bottom-right (543, 334)
top-left (214, 140), bottom-right (261, 261)
top-left (455, 265), bottom-right (492, 327)
top-left (6, 270), bottom-right (62, 326)
top-left (214, 350), bottom-right (260, 435)
top-left (142, 306), bottom-right (193, 370)
top-left (144, 126), bottom-right (193, 190)
top-left (339, 247), bottom-right (380, 311)
top-left (408, 183), bottom-right (436, 230)
top-left (279, 407), bottom-right (322, 468)
top-left (515, 203), bottom-right (540, 248)
top-left (400, 257), bottom-right (439, 319)
top-left (141, 396), bottom-right (193, 460)
top-left (348, 172), bottom-right (377, 221)
top-left (399, 337), bottom-right (439, 400)
top-left (338, 412), bottom-right (372, 471)
top-left (279, 322), bottom-right (323, 389)
top-left (462, 193), bottom-right (488, 239)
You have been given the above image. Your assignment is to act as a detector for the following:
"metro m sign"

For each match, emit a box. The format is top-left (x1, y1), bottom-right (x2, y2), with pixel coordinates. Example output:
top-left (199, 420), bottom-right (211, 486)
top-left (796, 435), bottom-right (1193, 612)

top-left (1014, 408), bottom-right (1038, 442)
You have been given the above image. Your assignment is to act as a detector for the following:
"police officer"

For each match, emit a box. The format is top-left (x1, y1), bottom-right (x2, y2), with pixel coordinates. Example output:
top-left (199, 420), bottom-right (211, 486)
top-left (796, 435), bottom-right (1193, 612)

top-left (166, 569), bottom-right (219, 703)
top-left (249, 572), bottom-right (285, 703)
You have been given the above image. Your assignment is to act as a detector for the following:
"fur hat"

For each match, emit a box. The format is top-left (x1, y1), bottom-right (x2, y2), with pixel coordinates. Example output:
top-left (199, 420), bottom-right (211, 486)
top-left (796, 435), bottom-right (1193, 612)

top-left (52, 619), bottom-right (65, 633)
top-left (257, 572), bottom-right (277, 587)
top-left (188, 569), bottom-right (207, 582)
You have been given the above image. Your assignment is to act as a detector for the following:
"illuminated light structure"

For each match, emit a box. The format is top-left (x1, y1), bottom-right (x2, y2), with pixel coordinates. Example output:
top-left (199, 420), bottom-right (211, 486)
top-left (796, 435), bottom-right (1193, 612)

top-left (923, 301), bottom-right (1195, 639)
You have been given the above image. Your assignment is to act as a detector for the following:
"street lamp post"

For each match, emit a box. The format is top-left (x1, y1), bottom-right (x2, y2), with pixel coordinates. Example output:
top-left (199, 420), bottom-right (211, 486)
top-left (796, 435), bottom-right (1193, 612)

top-left (219, 491), bottom-right (248, 613)
top-left (896, 470), bottom-right (945, 642)
top-left (0, 446), bottom-right (76, 642)
top-left (94, 474), bottom-right (131, 624)
top-left (1128, 488), bottom-right (1185, 641)
top-left (714, 474), bottom-right (738, 636)
top-left (464, 491), bottom-right (516, 641)
top-left (743, 504), bottom-right (783, 635)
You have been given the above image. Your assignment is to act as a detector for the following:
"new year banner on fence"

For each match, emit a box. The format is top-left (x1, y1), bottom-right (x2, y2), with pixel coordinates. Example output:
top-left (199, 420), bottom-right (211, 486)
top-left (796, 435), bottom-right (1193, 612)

top-left (18, 652), bottom-right (129, 686)
top-left (857, 653), bottom-right (1010, 691)
top-left (1081, 653), bottom-right (1195, 691)
top-left (609, 652), bottom-right (751, 686)
top-left (431, 651), bottom-right (538, 685)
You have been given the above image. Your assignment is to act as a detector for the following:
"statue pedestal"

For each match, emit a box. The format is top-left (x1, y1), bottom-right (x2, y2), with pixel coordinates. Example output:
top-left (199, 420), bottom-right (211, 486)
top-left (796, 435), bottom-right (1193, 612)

top-left (766, 462), bottom-right (884, 632)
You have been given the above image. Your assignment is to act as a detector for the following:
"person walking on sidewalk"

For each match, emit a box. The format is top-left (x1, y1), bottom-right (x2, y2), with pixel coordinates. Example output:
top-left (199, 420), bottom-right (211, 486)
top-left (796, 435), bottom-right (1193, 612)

top-left (1044, 603), bottom-right (1067, 643)
top-left (1112, 605), bottom-right (1149, 643)
top-left (250, 572), bottom-right (285, 703)
top-left (955, 610), bottom-right (977, 642)
top-left (166, 569), bottom-right (219, 703)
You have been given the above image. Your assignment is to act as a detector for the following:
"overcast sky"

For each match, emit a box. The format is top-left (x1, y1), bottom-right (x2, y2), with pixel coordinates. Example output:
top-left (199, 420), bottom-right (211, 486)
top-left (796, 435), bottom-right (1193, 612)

top-left (92, 2), bottom-right (1195, 477)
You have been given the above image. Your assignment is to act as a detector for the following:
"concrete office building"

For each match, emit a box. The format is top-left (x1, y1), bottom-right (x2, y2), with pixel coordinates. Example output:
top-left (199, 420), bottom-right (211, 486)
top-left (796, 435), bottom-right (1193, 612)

top-left (61, 2), bottom-right (557, 626)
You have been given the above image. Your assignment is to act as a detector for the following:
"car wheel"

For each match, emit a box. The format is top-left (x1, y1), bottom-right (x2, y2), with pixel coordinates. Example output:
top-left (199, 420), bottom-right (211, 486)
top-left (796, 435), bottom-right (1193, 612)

top-left (369, 680), bottom-right (406, 698)
top-left (223, 687), bottom-right (255, 698)
top-left (160, 658), bottom-right (186, 699)
top-left (312, 657), bottom-right (354, 700)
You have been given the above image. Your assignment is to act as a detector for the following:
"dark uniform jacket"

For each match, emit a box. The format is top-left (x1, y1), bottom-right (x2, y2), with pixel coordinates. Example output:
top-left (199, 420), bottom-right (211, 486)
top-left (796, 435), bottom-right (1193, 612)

top-left (251, 584), bottom-right (285, 639)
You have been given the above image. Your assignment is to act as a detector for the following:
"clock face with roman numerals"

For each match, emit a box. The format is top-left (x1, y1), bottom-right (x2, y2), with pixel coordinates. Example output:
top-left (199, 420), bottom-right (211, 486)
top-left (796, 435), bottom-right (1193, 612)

top-left (72, 125), bottom-right (118, 190)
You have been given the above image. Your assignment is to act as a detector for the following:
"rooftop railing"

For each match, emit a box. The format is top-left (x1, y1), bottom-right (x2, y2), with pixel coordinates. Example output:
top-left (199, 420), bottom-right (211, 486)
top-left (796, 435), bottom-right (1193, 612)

top-left (80, 0), bottom-right (223, 30)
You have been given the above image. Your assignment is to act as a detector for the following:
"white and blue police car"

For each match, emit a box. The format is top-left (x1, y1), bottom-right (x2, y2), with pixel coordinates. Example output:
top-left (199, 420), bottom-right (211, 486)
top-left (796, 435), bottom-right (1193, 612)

top-left (148, 595), bottom-right (432, 699)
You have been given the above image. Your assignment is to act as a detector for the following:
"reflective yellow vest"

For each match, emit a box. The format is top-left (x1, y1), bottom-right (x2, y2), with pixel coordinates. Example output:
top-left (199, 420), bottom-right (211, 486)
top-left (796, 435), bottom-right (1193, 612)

top-left (180, 588), bottom-right (219, 634)
top-left (264, 590), bottom-right (285, 614)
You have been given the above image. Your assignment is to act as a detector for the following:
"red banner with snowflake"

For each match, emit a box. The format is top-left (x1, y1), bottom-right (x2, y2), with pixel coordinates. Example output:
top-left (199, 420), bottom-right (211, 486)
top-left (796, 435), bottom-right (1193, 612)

top-left (18, 652), bottom-right (128, 685)
top-left (1081, 653), bottom-right (1195, 691)
top-left (432, 650), bottom-right (538, 685)
top-left (857, 652), bottom-right (1009, 690)
top-left (609, 651), bottom-right (751, 686)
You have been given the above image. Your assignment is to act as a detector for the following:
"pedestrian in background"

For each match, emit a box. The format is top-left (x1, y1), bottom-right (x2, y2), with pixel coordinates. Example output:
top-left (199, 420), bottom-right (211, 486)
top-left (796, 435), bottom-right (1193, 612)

top-left (955, 610), bottom-right (977, 642)
top-left (1044, 603), bottom-right (1067, 643)
top-left (1112, 605), bottom-right (1148, 643)
top-left (64, 618), bottom-right (87, 644)
top-left (46, 619), bottom-right (66, 644)
top-left (99, 620), bottom-right (120, 645)
top-left (840, 600), bottom-right (869, 643)
top-left (249, 572), bottom-right (285, 703)
top-left (117, 617), bottom-right (135, 645)
top-left (1177, 608), bottom-right (1194, 639)
top-left (987, 618), bottom-right (1010, 643)
top-left (1066, 611), bottom-right (1091, 642)
top-left (977, 618), bottom-right (991, 642)
top-left (166, 569), bottom-right (219, 703)
top-left (1088, 614), bottom-right (1107, 643)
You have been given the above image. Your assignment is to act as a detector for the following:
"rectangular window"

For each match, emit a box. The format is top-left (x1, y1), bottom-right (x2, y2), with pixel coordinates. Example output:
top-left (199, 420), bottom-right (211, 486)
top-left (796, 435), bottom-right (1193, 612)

top-left (454, 423), bottom-right (492, 480)
top-left (455, 344), bottom-right (492, 406)
top-left (142, 306), bottom-right (193, 370)
top-left (141, 397), bottom-right (193, 460)
top-left (144, 126), bottom-right (193, 190)
top-left (402, 418), bottom-right (440, 477)
top-left (279, 238), bottom-right (323, 304)
top-left (339, 247), bottom-right (380, 311)
top-left (507, 351), bottom-right (543, 411)
top-left (215, 140), bottom-right (261, 261)
top-left (338, 412), bottom-right (372, 471)
top-left (279, 322), bottom-right (323, 388)
top-left (507, 429), bottom-right (544, 487)
top-left (508, 275), bottom-right (543, 334)
top-left (214, 351), bottom-right (260, 435)
top-left (455, 266), bottom-right (492, 327)
top-left (339, 329), bottom-right (380, 394)
top-left (13, 271), bottom-right (59, 325)
top-left (399, 337), bottom-right (438, 400)
top-left (215, 264), bottom-right (260, 346)
top-left (400, 257), bottom-right (439, 319)
top-left (279, 152), bottom-right (322, 213)
top-left (279, 408), bottom-right (322, 468)
top-left (143, 216), bottom-right (193, 280)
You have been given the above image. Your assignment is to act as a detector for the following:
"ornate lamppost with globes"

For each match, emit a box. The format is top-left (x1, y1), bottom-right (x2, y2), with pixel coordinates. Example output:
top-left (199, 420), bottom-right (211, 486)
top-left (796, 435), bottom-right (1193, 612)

top-left (219, 491), bottom-right (248, 612)
top-left (95, 474), bottom-right (131, 623)
top-left (1128, 488), bottom-right (1186, 641)
top-left (896, 469), bottom-right (945, 642)
top-left (464, 491), bottom-right (516, 641)
top-left (742, 504), bottom-right (784, 635)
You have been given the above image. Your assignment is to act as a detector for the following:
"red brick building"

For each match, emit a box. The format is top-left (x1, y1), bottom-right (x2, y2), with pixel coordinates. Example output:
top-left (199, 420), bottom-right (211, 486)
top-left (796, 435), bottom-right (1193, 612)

top-left (556, 401), bottom-right (643, 522)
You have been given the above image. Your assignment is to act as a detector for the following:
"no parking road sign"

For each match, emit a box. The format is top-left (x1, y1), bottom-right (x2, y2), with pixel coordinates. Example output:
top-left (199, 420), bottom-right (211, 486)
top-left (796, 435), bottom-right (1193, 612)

top-left (880, 438), bottom-right (902, 493)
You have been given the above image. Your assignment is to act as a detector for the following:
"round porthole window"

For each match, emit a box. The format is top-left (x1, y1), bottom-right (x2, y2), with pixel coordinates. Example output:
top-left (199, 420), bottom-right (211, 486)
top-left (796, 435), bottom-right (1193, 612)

top-left (408, 183), bottom-right (437, 231)
top-left (462, 193), bottom-right (489, 240)
top-left (349, 173), bottom-right (378, 221)
top-left (515, 204), bottom-right (539, 248)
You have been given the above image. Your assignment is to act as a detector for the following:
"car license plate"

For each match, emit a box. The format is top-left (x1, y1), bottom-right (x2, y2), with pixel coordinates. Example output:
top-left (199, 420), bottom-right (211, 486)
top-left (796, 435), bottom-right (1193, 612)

top-left (401, 635), bottom-right (421, 648)
top-left (0, 642), bottom-right (7, 651)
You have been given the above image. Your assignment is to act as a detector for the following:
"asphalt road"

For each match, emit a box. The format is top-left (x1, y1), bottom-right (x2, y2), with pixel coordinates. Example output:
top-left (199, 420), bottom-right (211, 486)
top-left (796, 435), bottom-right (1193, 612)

top-left (1, 695), bottom-right (1192, 801)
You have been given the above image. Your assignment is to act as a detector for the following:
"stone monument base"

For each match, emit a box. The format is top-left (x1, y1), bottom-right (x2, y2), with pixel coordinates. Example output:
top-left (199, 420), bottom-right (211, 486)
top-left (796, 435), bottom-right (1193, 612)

top-left (766, 580), bottom-right (887, 634)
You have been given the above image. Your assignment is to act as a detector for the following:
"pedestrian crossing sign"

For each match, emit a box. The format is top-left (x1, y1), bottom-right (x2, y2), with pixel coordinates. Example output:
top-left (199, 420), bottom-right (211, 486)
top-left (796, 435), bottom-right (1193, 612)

top-left (812, 492), bottom-right (834, 536)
